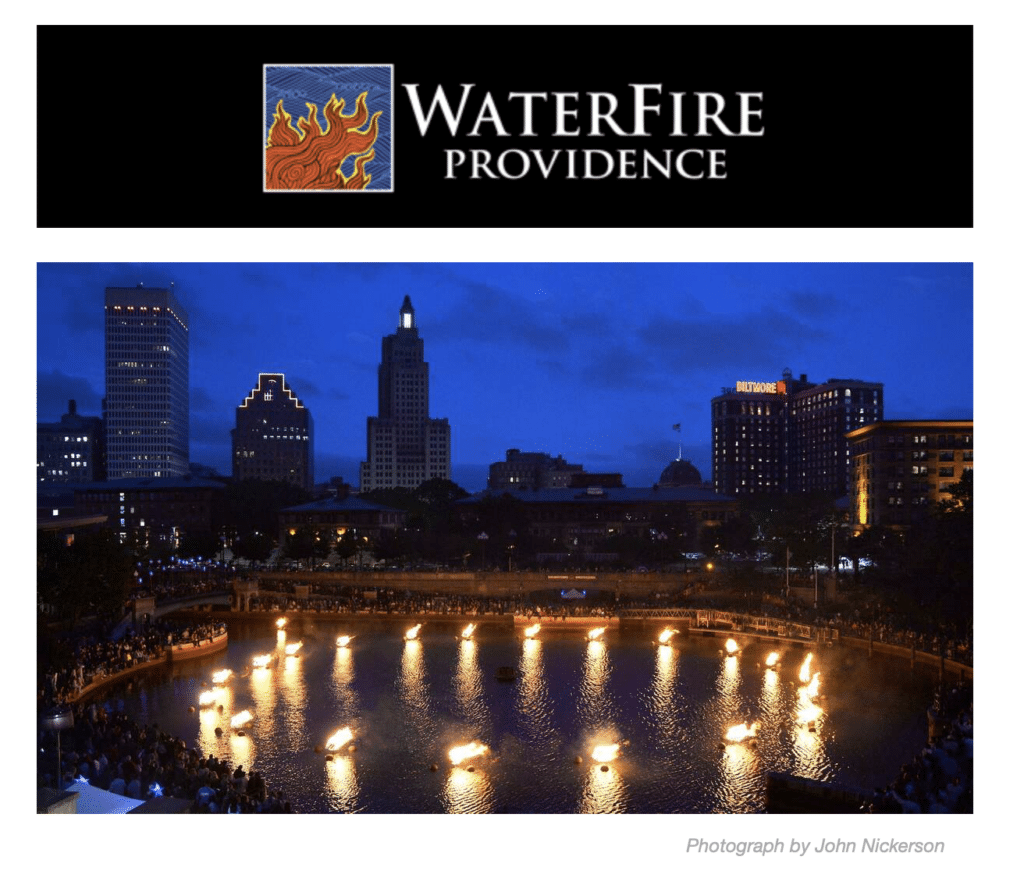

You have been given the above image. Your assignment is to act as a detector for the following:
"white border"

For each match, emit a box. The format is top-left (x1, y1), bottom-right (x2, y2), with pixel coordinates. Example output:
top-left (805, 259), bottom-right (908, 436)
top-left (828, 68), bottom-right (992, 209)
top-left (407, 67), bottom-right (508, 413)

top-left (12, 2), bottom-right (1020, 882)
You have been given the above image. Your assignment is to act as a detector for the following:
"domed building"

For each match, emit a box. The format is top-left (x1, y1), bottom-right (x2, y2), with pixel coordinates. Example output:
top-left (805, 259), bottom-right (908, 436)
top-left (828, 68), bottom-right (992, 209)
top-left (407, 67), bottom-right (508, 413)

top-left (658, 458), bottom-right (703, 488)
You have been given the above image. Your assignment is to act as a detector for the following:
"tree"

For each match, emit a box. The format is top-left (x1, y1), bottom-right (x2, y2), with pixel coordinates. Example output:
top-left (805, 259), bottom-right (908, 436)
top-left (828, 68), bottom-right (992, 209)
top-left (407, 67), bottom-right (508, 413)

top-left (231, 531), bottom-right (275, 564)
top-left (37, 530), bottom-right (133, 630)
top-left (282, 526), bottom-right (316, 565)
top-left (215, 479), bottom-right (312, 540)
top-left (177, 530), bottom-right (221, 561)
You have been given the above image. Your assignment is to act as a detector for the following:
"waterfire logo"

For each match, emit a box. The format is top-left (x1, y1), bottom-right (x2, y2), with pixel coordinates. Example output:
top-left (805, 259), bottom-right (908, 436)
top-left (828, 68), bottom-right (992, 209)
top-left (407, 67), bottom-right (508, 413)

top-left (264, 64), bottom-right (393, 192)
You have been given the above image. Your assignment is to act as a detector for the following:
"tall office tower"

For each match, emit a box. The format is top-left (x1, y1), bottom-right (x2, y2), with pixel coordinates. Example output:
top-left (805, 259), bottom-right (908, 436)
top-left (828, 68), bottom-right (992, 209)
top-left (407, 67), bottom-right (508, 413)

top-left (104, 286), bottom-right (189, 479)
top-left (232, 373), bottom-right (314, 491)
top-left (711, 369), bottom-right (882, 497)
top-left (360, 296), bottom-right (451, 491)
top-left (37, 399), bottom-right (106, 484)
top-left (790, 377), bottom-right (883, 494)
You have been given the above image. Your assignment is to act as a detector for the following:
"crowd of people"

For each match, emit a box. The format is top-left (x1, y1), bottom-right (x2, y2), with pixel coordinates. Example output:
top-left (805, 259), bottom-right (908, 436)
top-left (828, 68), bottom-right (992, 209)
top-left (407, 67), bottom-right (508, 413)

top-left (38, 704), bottom-right (292, 813)
top-left (40, 619), bottom-right (227, 706)
top-left (236, 584), bottom-right (973, 664)
top-left (863, 680), bottom-right (973, 813)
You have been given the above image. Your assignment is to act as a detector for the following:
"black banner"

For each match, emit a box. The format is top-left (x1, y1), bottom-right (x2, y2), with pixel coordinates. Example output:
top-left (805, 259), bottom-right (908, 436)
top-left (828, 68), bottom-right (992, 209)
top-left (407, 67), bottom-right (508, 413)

top-left (37, 25), bottom-right (972, 228)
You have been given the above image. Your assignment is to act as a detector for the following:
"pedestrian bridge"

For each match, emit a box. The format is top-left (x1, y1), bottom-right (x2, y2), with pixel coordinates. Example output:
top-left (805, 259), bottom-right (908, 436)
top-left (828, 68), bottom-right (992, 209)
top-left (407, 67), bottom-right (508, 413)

top-left (113, 591), bottom-right (231, 638)
top-left (234, 568), bottom-right (700, 598)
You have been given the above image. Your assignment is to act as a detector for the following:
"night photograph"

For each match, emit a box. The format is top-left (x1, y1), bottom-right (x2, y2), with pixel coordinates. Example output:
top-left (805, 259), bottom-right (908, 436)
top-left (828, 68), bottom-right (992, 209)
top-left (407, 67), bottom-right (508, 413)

top-left (35, 262), bottom-right (973, 820)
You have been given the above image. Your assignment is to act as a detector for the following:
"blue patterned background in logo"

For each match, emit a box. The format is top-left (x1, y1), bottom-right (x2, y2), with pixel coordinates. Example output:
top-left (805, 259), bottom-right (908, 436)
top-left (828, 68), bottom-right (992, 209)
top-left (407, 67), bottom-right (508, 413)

top-left (265, 65), bottom-right (393, 190)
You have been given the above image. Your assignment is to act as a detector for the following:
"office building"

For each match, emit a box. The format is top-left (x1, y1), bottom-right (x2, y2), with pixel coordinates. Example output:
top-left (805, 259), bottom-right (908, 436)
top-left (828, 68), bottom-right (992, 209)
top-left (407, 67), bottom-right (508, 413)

top-left (37, 399), bottom-right (105, 484)
top-left (74, 475), bottom-right (225, 549)
top-left (488, 449), bottom-right (584, 491)
top-left (232, 373), bottom-right (314, 491)
top-left (104, 286), bottom-right (189, 478)
top-left (359, 296), bottom-right (451, 491)
top-left (711, 370), bottom-right (883, 496)
top-left (847, 419), bottom-right (973, 531)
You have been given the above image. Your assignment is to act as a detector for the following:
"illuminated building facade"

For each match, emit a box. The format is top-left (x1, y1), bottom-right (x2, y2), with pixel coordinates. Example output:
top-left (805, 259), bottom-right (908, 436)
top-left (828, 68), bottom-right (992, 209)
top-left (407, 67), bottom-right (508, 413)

top-left (104, 286), bottom-right (189, 479)
top-left (232, 373), bottom-right (314, 491)
top-left (360, 296), bottom-right (451, 491)
top-left (847, 419), bottom-right (973, 530)
top-left (711, 370), bottom-right (883, 496)
top-left (37, 399), bottom-right (106, 484)
top-left (74, 475), bottom-right (224, 549)
top-left (488, 449), bottom-right (584, 491)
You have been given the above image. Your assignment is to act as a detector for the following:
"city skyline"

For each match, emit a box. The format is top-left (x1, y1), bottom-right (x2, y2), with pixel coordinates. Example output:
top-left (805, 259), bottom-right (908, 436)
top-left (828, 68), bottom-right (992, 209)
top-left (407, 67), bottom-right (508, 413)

top-left (37, 263), bottom-right (973, 493)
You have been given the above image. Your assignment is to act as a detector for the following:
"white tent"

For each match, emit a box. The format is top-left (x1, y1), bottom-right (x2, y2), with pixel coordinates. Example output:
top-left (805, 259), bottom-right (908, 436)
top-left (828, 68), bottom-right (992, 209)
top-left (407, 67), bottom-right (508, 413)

top-left (66, 782), bottom-right (146, 814)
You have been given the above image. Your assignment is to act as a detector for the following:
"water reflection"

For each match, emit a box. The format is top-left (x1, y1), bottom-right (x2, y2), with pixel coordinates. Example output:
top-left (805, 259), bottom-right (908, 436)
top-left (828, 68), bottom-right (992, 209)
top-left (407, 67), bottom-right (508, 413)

top-left (332, 647), bottom-right (359, 721)
top-left (110, 630), bottom-right (933, 813)
top-left (278, 652), bottom-right (307, 747)
top-left (716, 743), bottom-right (761, 813)
top-left (443, 764), bottom-right (494, 813)
top-left (577, 639), bottom-right (614, 727)
top-left (516, 638), bottom-right (555, 745)
top-left (398, 640), bottom-right (434, 743)
top-left (579, 761), bottom-right (626, 814)
top-left (716, 654), bottom-right (740, 709)
top-left (453, 636), bottom-right (487, 731)
top-left (325, 754), bottom-right (360, 812)
top-left (197, 682), bottom-right (232, 758)
top-left (751, 666), bottom-right (788, 774)
top-left (791, 682), bottom-right (830, 779)
top-left (649, 643), bottom-right (682, 742)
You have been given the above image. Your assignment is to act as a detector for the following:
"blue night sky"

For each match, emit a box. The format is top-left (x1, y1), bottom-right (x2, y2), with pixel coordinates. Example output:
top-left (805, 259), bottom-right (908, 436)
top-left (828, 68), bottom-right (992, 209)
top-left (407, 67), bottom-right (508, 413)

top-left (36, 262), bottom-right (973, 493)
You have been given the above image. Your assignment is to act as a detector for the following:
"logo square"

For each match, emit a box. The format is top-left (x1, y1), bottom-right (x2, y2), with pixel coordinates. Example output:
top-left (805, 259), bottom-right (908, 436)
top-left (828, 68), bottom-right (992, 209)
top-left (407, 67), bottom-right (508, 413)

top-left (264, 64), bottom-right (393, 192)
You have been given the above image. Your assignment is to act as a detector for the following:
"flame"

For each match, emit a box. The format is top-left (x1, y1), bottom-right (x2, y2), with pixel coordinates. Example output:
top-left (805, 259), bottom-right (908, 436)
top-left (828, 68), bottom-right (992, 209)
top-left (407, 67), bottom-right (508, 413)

top-left (591, 743), bottom-right (620, 763)
top-left (325, 727), bottom-right (354, 752)
top-left (405, 624), bottom-right (422, 640)
top-left (198, 690), bottom-right (216, 706)
top-left (765, 652), bottom-right (780, 668)
top-left (285, 641), bottom-right (303, 655)
top-left (587, 627), bottom-right (606, 641)
top-left (448, 741), bottom-right (488, 765)
top-left (658, 628), bottom-right (678, 644)
top-left (797, 704), bottom-right (823, 726)
top-left (725, 638), bottom-right (739, 655)
top-left (799, 653), bottom-right (813, 683)
top-left (805, 672), bottom-right (821, 699)
top-left (230, 710), bottom-right (253, 728)
top-left (252, 653), bottom-right (273, 669)
top-left (276, 618), bottom-right (288, 629)
top-left (336, 635), bottom-right (352, 648)
top-left (461, 623), bottom-right (476, 639)
top-left (724, 722), bottom-right (759, 742)
top-left (524, 624), bottom-right (541, 639)
top-left (211, 668), bottom-right (232, 685)
top-left (266, 93), bottom-right (382, 190)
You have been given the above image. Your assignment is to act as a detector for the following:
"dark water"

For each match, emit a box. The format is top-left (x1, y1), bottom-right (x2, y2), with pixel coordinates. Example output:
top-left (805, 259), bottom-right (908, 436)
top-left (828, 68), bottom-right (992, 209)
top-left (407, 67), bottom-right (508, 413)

top-left (108, 621), bottom-right (936, 813)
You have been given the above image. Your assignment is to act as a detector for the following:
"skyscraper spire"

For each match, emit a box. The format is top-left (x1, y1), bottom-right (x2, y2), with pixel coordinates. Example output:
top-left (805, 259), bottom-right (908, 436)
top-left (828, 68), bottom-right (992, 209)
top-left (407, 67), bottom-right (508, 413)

top-left (399, 294), bottom-right (415, 330)
top-left (360, 298), bottom-right (450, 491)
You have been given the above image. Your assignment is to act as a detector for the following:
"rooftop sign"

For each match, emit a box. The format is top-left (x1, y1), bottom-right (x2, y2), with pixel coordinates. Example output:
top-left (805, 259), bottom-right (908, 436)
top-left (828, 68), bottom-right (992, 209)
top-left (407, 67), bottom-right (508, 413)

top-left (736, 381), bottom-right (779, 394)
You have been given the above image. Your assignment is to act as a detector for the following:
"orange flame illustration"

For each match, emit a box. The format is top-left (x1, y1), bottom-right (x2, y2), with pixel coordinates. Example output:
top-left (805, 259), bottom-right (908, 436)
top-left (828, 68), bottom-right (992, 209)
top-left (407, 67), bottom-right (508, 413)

top-left (266, 92), bottom-right (381, 190)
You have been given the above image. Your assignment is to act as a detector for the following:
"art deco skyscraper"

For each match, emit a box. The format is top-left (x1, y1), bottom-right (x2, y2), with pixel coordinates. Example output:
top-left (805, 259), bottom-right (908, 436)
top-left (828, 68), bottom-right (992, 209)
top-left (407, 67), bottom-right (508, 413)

top-left (360, 296), bottom-right (451, 491)
top-left (232, 373), bottom-right (314, 491)
top-left (104, 285), bottom-right (189, 478)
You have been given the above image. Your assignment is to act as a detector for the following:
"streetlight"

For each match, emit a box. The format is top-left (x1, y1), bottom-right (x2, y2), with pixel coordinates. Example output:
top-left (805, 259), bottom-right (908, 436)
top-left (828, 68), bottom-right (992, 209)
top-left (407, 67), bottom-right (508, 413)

top-left (41, 706), bottom-right (74, 790)
top-left (508, 529), bottom-right (517, 572)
